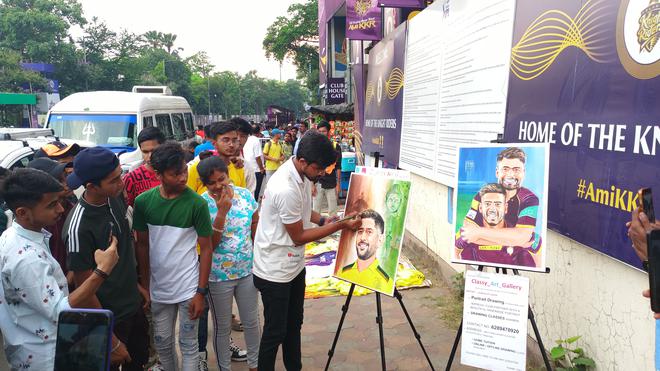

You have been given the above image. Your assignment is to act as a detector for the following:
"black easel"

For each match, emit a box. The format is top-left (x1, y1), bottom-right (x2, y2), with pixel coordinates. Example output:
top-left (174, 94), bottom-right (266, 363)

top-left (325, 152), bottom-right (435, 371)
top-left (325, 284), bottom-right (435, 371)
top-left (445, 266), bottom-right (553, 371)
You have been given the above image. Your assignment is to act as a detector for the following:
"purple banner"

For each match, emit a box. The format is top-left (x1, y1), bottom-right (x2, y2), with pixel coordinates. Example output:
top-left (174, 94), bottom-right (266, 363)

top-left (327, 78), bottom-right (346, 105)
top-left (503, 0), bottom-right (660, 269)
top-left (362, 23), bottom-right (407, 168)
top-left (378, 0), bottom-right (424, 8)
top-left (319, 0), bottom-right (328, 87)
top-left (346, 0), bottom-right (383, 41)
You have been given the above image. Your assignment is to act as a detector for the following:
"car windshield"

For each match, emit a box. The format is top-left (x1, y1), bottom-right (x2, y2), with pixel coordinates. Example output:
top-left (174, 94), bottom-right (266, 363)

top-left (49, 114), bottom-right (137, 148)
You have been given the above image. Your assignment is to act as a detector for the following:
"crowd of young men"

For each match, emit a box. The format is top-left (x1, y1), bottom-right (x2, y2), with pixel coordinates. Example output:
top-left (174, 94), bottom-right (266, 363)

top-left (0, 118), bottom-right (358, 371)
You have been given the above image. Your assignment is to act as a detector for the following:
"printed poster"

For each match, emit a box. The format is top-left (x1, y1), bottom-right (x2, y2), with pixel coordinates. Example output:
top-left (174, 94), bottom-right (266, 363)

top-left (362, 22), bottom-right (407, 168)
top-left (461, 270), bottom-right (529, 371)
top-left (452, 143), bottom-right (549, 272)
top-left (333, 168), bottom-right (411, 296)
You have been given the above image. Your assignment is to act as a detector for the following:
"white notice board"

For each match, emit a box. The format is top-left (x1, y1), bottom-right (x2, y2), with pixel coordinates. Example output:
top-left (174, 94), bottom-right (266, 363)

top-left (399, 0), bottom-right (516, 186)
top-left (461, 270), bottom-right (529, 371)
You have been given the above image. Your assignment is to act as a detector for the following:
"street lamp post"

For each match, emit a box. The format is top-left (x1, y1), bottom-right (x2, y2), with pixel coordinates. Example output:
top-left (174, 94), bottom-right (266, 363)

top-left (207, 73), bottom-right (211, 117)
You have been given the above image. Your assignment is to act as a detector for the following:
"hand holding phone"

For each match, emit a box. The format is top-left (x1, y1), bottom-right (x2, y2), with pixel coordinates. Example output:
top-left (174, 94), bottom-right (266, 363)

top-left (94, 236), bottom-right (119, 275)
top-left (647, 230), bottom-right (660, 312)
top-left (639, 188), bottom-right (656, 222)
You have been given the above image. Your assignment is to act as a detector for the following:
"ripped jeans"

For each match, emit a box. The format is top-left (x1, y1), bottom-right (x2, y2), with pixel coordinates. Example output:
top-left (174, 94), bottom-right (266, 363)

top-left (152, 298), bottom-right (199, 371)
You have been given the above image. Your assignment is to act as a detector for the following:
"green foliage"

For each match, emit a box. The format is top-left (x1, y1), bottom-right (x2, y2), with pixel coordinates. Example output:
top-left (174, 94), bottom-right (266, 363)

top-left (263, 0), bottom-right (319, 102)
top-left (451, 272), bottom-right (466, 298)
top-left (0, 0), bottom-right (310, 116)
top-left (0, 48), bottom-right (47, 92)
top-left (0, 0), bottom-right (85, 60)
top-left (551, 336), bottom-right (596, 371)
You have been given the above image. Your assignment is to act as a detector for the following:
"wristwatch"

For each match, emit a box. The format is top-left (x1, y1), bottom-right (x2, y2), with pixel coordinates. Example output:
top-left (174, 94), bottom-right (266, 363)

top-left (196, 287), bottom-right (209, 296)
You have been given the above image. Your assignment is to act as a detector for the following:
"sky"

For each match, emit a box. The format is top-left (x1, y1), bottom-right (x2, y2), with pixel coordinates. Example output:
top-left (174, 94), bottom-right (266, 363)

top-left (74, 0), bottom-right (302, 81)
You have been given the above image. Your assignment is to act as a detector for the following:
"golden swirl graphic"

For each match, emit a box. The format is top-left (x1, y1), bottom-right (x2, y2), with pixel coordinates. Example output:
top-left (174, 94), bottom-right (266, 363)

top-left (510, 0), bottom-right (617, 80)
top-left (385, 68), bottom-right (404, 100)
top-left (366, 81), bottom-right (376, 105)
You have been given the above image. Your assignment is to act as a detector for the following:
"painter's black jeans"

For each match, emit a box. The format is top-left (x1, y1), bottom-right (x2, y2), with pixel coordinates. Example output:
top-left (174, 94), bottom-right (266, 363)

top-left (253, 268), bottom-right (305, 371)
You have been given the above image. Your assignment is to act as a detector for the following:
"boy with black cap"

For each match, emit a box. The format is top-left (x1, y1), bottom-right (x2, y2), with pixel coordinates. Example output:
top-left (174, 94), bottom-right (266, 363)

top-left (34, 140), bottom-right (80, 174)
top-left (63, 147), bottom-right (149, 371)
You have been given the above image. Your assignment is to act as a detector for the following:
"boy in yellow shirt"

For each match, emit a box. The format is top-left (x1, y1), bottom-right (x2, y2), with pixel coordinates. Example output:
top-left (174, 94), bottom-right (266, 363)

top-left (188, 122), bottom-right (246, 195)
top-left (263, 129), bottom-right (285, 186)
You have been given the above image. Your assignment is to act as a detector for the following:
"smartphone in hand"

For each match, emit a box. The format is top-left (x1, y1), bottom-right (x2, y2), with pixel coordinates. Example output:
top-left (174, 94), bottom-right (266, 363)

top-left (102, 222), bottom-right (114, 248)
top-left (647, 230), bottom-right (660, 312)
top-left (639, 188), bottom-right (656, 222)
top-left (54, 309), bottom-right (114, 371)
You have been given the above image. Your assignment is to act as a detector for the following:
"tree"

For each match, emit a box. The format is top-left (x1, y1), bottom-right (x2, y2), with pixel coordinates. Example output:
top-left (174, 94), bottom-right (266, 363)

top-left (263, 0), bottom-right (319, 102)
top-left (143, 30), bottom-right (164, 50)
top-left (0, 0), bottom-right (86, 62)
top-left (186, 51), bottom-right (214, 77)
top-left (0, 48), bottom-right (47, 92)
top-left (161, 33), bottom-right (183, 55)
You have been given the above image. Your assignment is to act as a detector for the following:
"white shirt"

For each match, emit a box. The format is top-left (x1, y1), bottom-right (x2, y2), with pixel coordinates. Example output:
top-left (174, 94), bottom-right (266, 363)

top-left (0, 224), bottom-right (71, 371)
top-left (253, 159), bottom-right (313, 283)
top-left (243, 159), bottom-right (257, 193)
top-left (244, 135), bottom-right (264, 171)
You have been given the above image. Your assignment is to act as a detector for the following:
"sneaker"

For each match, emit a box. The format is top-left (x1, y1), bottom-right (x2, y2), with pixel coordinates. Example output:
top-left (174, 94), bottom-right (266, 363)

top-left (198, 351), bottom-right (209, 371)
top-left (147, 363), bottom-right (165, 371)
top-left (231, 316), bottom-right (244, 332)
top-left (230, 339), bottom-right (247, 362)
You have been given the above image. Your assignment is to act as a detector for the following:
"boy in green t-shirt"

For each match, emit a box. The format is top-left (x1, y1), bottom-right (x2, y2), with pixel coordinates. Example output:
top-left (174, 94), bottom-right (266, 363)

top-left (133, 142), bottom-right (213, 371)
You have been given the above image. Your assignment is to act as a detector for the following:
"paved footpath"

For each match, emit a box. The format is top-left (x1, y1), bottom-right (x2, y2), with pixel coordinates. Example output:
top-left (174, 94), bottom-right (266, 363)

top-left (221, 285), bottom-right (473, 371)
top-left (0, 266), bottom-right (474, 371)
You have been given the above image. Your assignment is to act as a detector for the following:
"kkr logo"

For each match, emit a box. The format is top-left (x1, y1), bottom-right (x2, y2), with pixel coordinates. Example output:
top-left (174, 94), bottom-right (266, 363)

top-left (617, 0), bottom-right (660, 79)
top-left (355, 0), bottom-right (373, 17)
top-left (637, 0), bottom-right (659, 52)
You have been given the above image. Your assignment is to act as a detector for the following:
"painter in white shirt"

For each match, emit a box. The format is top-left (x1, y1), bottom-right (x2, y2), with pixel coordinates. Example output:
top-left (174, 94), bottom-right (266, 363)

top-left (252, 158), bottom-right (314, 282)
top-left (0, 223), bottom-right (71, 371)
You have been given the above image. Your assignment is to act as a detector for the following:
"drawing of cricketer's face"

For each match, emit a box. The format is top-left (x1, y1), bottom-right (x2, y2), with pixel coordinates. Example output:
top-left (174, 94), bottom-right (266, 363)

top-left (355, 210), bottom-right (385, 261)
top-left (479, 191), bottom-right (507, 227)
top-left (496, 148), bottom-right (526, 191)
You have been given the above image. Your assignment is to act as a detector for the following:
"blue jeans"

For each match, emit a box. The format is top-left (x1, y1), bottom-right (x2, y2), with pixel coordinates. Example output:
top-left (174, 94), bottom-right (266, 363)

top-left (198, 297), bottom-right (209, 353)
top-left (152, 298), bottom-right (199, 371)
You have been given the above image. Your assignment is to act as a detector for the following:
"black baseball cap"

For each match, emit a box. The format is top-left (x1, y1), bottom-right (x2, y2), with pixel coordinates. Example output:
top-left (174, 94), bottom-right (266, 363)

top-left (67, 147), bottom-right (120, 189)
top-left (28, 158), bottom-right (67, 179)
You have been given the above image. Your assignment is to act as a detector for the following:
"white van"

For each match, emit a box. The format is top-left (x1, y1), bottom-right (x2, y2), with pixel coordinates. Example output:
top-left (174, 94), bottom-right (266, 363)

top-left (45, 87), bottom-right (196, 169)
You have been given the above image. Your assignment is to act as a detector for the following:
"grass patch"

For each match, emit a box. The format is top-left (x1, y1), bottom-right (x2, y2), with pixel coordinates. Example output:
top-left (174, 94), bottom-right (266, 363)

top-left (424, 272), bottom-right (465, 330)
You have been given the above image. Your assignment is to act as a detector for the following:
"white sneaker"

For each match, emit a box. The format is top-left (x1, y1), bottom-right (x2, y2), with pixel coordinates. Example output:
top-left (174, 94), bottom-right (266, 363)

top-left (147, 363), bottom-right (165, 371)
top-left (229, 338), bottom-right (247, 362)
top-left (198, 351), bottom-right (209, 371)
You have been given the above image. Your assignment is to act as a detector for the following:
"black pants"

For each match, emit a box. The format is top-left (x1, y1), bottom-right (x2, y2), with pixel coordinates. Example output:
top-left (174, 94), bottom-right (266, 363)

top-left (254, 171), bottom-right (265, 200)
top-left (253, 269), bottom-right (306, 371)
top-left (112, 308), bottom-right (150, 371)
